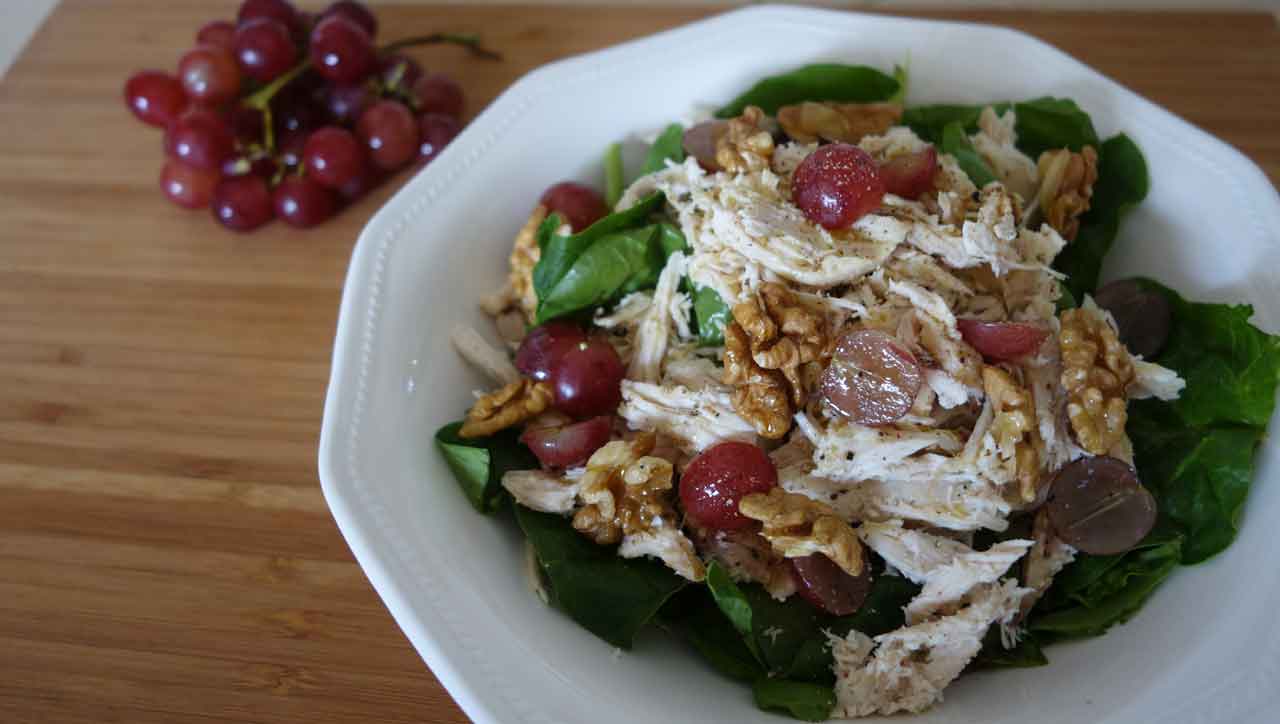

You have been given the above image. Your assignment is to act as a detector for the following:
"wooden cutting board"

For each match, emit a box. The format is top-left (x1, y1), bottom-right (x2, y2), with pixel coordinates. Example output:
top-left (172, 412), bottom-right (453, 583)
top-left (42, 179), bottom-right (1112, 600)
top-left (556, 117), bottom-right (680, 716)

top-left (1, 3), bottom-right (1276, 723)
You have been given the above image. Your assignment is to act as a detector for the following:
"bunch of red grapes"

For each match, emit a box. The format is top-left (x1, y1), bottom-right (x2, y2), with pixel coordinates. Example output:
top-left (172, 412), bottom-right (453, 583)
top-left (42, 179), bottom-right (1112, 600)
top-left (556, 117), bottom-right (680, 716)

top-left (123, 0), bottom-right (478, 231)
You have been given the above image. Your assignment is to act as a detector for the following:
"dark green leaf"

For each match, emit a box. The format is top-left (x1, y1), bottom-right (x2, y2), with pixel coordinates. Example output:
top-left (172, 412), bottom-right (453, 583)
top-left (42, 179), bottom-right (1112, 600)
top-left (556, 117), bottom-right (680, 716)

top-left (705, 562), bottom-right (757, 640)
top-left (434, 422), bottom-right (537, 513)
top-left (887, 64), bottom-right (908, 106)
top-left (1051, 134), bottom-right (1149, 299)
top-left (752, 679), bottom-right (836, 722)
top-left (971, 628), bottom-right (1048, 670)
top-left (940, 121), bottom-right (996, 187)
top-left (538, 226), bottom-right (661, 321)
top-left (513, 505), bottom-right (686, 649)
top-left (715, 64), bottom-right (900, 118)
top-left (901, 103), bottom-right (992, 145)
top-left (693, 285), bottom-right (731, 347)
top-left (659, 586), bottom-right (764, 683)
top-left (640, 123), bottom-right (686, 176)
top-left (532, 191), bottom-right (664, 304)
top-left (603, 142), bottom-right (624, 208)
top-left (1009, 97), bottom-right (1099, 158)
top-left (656, 222), bottom-right (688, 258)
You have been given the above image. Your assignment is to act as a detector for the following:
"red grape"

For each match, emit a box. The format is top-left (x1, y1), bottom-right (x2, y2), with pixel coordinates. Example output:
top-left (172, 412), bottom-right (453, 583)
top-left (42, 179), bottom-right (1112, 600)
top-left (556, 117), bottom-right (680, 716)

top-left (321, 1), bottom-right (377, 38)
top-left (356, 100), bottom-right (418, 171)
top-left (679, 441), bottom-right (777, 530)
top-left (1093, 279), bottom-right (1172, 359)
top-left (378, 53), bottom-right (422, 91)
top-left (682, 120), bottom-right (728, 172)
top-left (321, 82), bottom-right (371, 124)
top-left (211, 175), bottom-right (274, 231)
top-left (820, 329), bottom-right (922, 425)
top-left (410, 73), bottom-right (464, 119)
top-left (177, 45), bottom-right (241, 105)
top-left (337, 163), bottom-right (384, 202)
top-left (237, 0), bottom-right (299, 32)
top-left (273, 176), bottom-right (337, 227)
top-left (228, 106), bottom-right (265, 145)
top-left (792, 143), bottom-right (885, 229)
top-left (520, 416), bottom-right (612, 468)
top-left (539, 182), bottom-right (608, 232)
top-left (417, 112), bottom-right (460, 164)
top-left (956, 320), bottom-right (1049, 362)
top-left (221, 154), bottom-right (277, 179)
top-left (880, 146), bottom-right (938, 200)
top-left (195, 20), bottom-right (237, 53)
top-left (124, 70), bottom-right (188, 128)
top-left (515, 321), bottom-right (587, 381)
top-left (791, 554), bottom-right (872, 616)
top-left (164, 108), bottom-right (235, 170)
top-left (233, 17), bottom-right (297, 83)
top-left (309, 14), bottom-right (375, 84)
top-left (272, 89), bottom-right (324, 136)
top-left (303, 126), bottom-right (366, 189)
top-left (159, 159), bottom-right (220, 209)
top-left (276, 130), bottom-right (309, 170)
top-left (549, 337), bottom-right (624, 418)
top-left (1047, 456), bottom-right (1156, 555)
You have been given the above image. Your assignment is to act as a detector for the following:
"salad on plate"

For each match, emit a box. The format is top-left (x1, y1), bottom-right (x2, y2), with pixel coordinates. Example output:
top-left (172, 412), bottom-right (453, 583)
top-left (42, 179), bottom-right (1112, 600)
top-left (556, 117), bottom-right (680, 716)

top-left (434, 63), bottom-right (1280, 720)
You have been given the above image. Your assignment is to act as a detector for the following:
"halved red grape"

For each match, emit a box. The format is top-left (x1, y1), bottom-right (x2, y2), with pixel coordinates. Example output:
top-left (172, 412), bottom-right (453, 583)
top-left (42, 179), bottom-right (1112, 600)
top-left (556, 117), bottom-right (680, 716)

top-left (880, 146), bottom-right (938, 200)
top-left (520, 415), bottom-right (612, 468)
top-left (417, 112), bottom-right (460, 165)
top-left (273, 176), bottom-right (337, 228)
top-left (539, 182), bottom-right (608, 232)
top-left (164, 108), bottom-right (235, 170)
top-left (410, 73), bottom-right (464, 119)
top-left (820, 329), bottom-right (922, 425)
top-left (792, 143), bottom-right (885, 229)
top-left (308, 14), bottom-right (375, 84)
top-left (124, 70), bottom-right (188, 128)
top-left (1046, 456), bottom-right (1156, 556)
top-left (356, 100), bottom-right (418, 171)
top-left (237, 0), bottom-right (299, 31)
top-left (515, 321), bottom-right (587, 382)
top-left (550, 337), bottom-right (625, 418)
top-left (233, 17), bottom-right (297, 83)
top-left (303, 126), bottom-right (366, 189)
top-left (957, 320), bottom-right (1049, 362)
top-left (195, 20), bottom-right (237, 53)
top-left (177, 45), bottom-right (241, 105)
top-left (791, 553), bottom-right (872, 616)
top-left (321, 82), bottom-right (372, 124)
top-left (321, 1), bottom-right (377, 38)
top-left (377, 53), bottom-right (422, 91)
top-left (1093, 279), bottom-right (1172, 359)
top-left (679, 441), bottom-right (777, 530)
top-left (682, 120), bottom-right (728, 172)
top-left (159, 159), bottom-right (220, 209)
top-left (211, 175), bottom-right (274, 231)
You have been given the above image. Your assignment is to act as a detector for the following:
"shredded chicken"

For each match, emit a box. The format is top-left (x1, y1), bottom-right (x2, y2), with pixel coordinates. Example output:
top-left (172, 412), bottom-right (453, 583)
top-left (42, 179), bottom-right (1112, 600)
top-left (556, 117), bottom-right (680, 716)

top-left (618, 380), bottom-right (757, 454)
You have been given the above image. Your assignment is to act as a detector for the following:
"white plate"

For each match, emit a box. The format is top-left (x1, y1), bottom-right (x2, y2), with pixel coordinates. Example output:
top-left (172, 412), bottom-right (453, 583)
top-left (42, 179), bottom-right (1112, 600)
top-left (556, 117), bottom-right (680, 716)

top-left (319, 6), bottom-right (1280, 723)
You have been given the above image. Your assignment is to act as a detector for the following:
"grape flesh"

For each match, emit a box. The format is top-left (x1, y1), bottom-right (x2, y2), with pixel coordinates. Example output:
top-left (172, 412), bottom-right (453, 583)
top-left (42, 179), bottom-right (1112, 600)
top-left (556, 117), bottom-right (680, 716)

top-left (820, 329), bottom-right (922, 425)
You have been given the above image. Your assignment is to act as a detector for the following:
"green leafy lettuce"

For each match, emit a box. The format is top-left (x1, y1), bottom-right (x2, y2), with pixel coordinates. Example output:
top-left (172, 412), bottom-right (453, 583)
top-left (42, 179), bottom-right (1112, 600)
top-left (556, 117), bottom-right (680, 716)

top-left (514, 506), bottom-right (687, 649)
top-left (716, 63), bottom-right (900, 118)
top-left (753, 680), bottom-right (837, 722)
top-left (603, 141), bottom-right (624, 208)
top-left (693, 285), bottom-right (731, 346)
top-left (434, 422), bottom-right (538, 513)
top-left (640, 123), bottom-right (686, 176)
top-left (939, 121), bottom-right (996, 187)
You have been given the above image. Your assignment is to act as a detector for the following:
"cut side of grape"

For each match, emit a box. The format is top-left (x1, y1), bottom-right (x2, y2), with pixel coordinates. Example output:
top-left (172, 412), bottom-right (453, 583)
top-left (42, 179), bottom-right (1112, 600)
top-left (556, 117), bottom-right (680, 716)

top-left (1046, 456), bottom-right (1156, 556)
top-left (539, 182), bottom-right (608, 232)
top-left (520, 415), bottom-right (612, 469)
top-left (880, 146), bottom-right (938, 200)
top-left (164, 108), bottom-right (235, 171)
top-left (957, 319), bottom-right (1049, 362)
top-left (821, 329), bottom-right (922, 425)
top-left (308, 14), bottom-right (375, 84)
top-left (211, 175), bottom-right (274, 231)
top-left (233, 17), bottom-right (297, 83)
top-left (410, 73), bottom-right (464, 119)
top-left (177, 45), bottom-right (242, 105)
top-left (792, 143), bottom-right (886, 230)
top-left (417, 112), bottom-right (460, 165)
top-left (124, 70), bottom-right (188, 128)
top-left (273, 176), bottom-right (337, 228)
top-left (356, 100), bottom-right (418, 171)
top-left (160, 159), bottom-right (220, 209)
top-left (679, 441), bottom-right (777, 531)
top-left (1093, 279), bottom-right (1172, 359)
top-left (550, 337), bottom-right (625, 418)
top-left (791, 553), bottom-right (872, 616)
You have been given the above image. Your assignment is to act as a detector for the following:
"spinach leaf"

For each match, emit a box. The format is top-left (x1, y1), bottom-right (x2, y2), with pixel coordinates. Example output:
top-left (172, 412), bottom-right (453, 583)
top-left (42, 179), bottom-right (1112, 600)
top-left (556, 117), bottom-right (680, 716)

top-left (514, 505), bottom-right (686, 649)
top-left (971, 628), bottom-right (1048, 670)
top-left (715, 64), bottom-right (900, 118)
top-left (887, 63), bottom-right (908, 106)
top-left (603, 142), bottom-right (624, 208)
top-left (752, 679), bottom-right (836, 722)
top-left (1051, 134), bottom-right (1149, 299)
top-left (532, 191), bottom-right (664, 303)
top-left (659, 586), bottom-right (764, 683)
top-left (434, 422), bottom-right (537, 513)
top-left (1008, 97), bottom-right (1099, 159)
top-left (901, 103), bottom-right (995, 145)
top-left (538, 225), bottom-right (662, 322)
top-left (693, 285), bottom-right (731, 347)
top-left (640, 123), bottom-right (685, 176)
top-left (940, 121), bottom-right (997, 187)
top-left (656, 222), bottom-right (688, 257)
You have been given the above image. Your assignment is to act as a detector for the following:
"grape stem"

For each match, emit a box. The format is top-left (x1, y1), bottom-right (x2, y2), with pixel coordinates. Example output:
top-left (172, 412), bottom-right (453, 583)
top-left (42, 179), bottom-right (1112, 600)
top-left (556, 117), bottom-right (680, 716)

top-left (379, 33), bottom-right (503, 61)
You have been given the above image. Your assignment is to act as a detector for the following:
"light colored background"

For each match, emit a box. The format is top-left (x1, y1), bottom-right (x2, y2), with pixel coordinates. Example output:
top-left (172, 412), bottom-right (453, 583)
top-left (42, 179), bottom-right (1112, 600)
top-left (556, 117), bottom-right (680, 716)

top-left (2, 0), bottom-right (1277, 80)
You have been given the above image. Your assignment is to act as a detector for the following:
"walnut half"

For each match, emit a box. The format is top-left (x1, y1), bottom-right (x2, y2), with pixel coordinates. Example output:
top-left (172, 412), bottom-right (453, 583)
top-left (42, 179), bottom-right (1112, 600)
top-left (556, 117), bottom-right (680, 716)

top-left (715, 106), bottom-right (775, 174)
top-left (776, 101), bottom-right (902, 145)
top-left (1037, 146), bottom-right (1098, 241)
top-left (738, 488), bottom-right (864, 577)
top-left (1059, 306), bottom-right (1134, 455)
top-left (459, 378), bottom-right (553, 438)
top-left (508, 205), bottom-right (549, 322)
top-left (723, 321), bottom-right (792, 440)
top-left (733, 282), bottom-right (827, 407)
top-left (982, 365), bottom-right (1041, 504)
top-left (572, 433), bottom-right (672, 544)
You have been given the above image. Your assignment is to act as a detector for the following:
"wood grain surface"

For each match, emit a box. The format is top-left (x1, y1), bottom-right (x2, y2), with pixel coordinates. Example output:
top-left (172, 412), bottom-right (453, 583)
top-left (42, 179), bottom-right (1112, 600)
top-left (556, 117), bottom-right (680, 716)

top-left (0, 3), bottom-right (1276, 723)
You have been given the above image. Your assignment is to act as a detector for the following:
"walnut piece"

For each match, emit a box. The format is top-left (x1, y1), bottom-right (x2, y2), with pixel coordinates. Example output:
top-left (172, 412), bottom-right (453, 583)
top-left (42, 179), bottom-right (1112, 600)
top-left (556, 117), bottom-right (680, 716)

top-left (738, 488), bottom-right (865, 577)
top-left (732, 282), bottom-right (827, 407)
top-left (776, 101), bottom-right (903, 145)
top-left (572, 433), bottom-right (675, 544)
top-left (459, 378), bottom-right (554, 438)
top-left (723, 321), bottom-right (792, 439)
top-left (1059, 307), bottom-right (1134, 455)
top-left (715, 106), bottom-right (775, 174)
top-left (508, 205), bottom-right (549, 321)
top-left (1036, 146), bottom-right (1098, 241)
top-left (982, 365), bottom-right (1040, 503)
